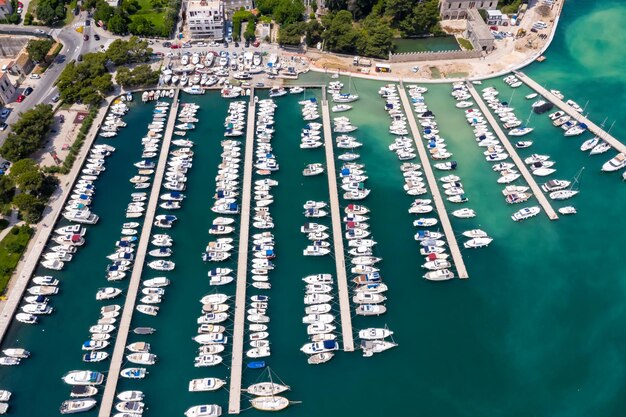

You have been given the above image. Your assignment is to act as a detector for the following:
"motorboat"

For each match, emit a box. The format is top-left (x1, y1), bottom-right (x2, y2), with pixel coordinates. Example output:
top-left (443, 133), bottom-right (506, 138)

top-left (558, 206), bottom-right (577, 215)
top-left (423, 269), bottom-right (454, 281)
top-left (59, 399), bottom-right (97, 414)
top-left (184, 404), bottom-right (222, 417)
top-left (120, 368), bottom-right (147, 379)
top-left (511, 206), bottom-right (541, 221)
top-left (356, 304), bottom-right (387, 316)
top-left (2, 348), bottom-right (30, 358)
top-left (601, 153), bottom-right (626, 172)
top-left (62, 370), bottom-right (104, 385)
top-left (189, 378), bottom-right (226, 392)
top-left (70, 386), bottom-right (98, 398)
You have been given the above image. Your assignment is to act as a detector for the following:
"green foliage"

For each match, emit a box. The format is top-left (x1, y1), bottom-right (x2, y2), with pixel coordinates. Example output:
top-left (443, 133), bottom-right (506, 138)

top-left (457, 37), bottom-right (473, 50)
top-left (0, 105), bottom-right (55, 162)
top-left (106, 37), bottom-right (153, 65)
top-left (35, 0), bottom-right (66, 25)
top-left (115, 64), bottom-right (160, 87)
top-left (12, 193), bottom-right (44, 223)
top-left (278, 22), bottom-right (304, 45)
top-left (232, 10), bottom-right (256, 41)
top-left (244, 19), bottom-right (257, 40)
top-left (359, 15), bottom-right (393, 58)
top-left (121, 0), bottom-right (140, 14)
top-left (256, 0), bottom-right (279, 15)
top-left (500, 0), bottom-right (522, 14)
top-left (0, 225), bottom-right (33, 294)
top-left (23, 12), bottom-right (33, 24)
top-left (305, 19), bottom-right (323, 46)
top-left (93, 0), bottom-right (115, 23)
top-left (26, 39), bottom-right (53, 63)
top-left (273, 0), bottom-right (304, 24)
top-left (108, 9), bottom-right (130, 34)
top-left (0, 176), bottom-right (15, 206)
top-left (322, 10), bottom-right (360, 54)
top-left (397, 0), bottom-right (442, 37)
top-left (56, 53), bottom-right (113, 106)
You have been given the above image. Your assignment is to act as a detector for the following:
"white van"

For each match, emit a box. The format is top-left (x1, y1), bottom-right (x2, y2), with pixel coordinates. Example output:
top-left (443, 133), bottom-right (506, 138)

top-left (1, 65), bottom-right (7, 73)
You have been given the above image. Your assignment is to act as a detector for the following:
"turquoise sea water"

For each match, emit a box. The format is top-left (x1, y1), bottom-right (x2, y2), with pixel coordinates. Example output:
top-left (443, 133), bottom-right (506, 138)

top-left (2, 1), bottom-right (626, 416)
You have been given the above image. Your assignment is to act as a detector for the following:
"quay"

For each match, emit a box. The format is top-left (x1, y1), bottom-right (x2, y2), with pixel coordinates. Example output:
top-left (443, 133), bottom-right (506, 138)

top-left (0, 101), bottom-right (111, 344)
top-left (397, 84), bottom-right (469, 279)
top-left (465, 82), bottom-right (559, 220)
top-left (320, 87), bottom-right (355, 352)
top-left (227, 89), bottom-right (256, 414)
top-left (98, 90), bottom-right (180, 417)
top-left (514, 71), bottom-right (626, 155)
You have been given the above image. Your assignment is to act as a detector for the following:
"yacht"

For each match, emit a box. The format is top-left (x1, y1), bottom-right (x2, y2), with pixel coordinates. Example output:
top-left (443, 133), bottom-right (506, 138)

top-left (511, 206), bottom-right (541, 221)
top-left (601, 153), bottom-right (626, 172)
top-left (358, 327), bottom-right (394, 340)
top-left (423, 269), bottom-right (454, 281)
top-left (463, 237), bottom-right (493, 248)
top-left (59, 399), bottom-right (97, 414)
top-left (184, 404), bottom-right (222, 417)
top-left (558, 206), bottom-right (577, 215)
top-left (189, 378), bottom-right (226, 392)
top-left (62, 370), bottom-right (104, 385)
top-left (120, 368), bottom-right (147, 379)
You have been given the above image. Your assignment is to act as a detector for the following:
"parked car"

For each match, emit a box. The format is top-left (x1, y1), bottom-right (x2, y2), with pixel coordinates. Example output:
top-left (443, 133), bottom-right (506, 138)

top-left (182, 42), bottom-right (191, 48)
top-left (0, 109), bottom-right (10, 118)
top-left (0, 123), bottom-right (7, 131)
top-left (30, 73), bottom-right (41, 79)
top-left (34, 29), bottom-right (46, 34)
top-left (94, 34), bottom-right (100, 41)
top-left (170, 44), bottom-right (180, 49)
top-left (77, 54), bottom-right (83, 61)
top-left (52, 94), bottom-right (60, 103)
top-left (253, 40), bottom-right (260, 47)
top-left (24, 87), bottom-right (33, 96)
top-left (83, 34), bottom-right (89, 41)
top-left (16, 95), bottom-right (25, 103)
top-left (85, 19), bottom-right (90, 26)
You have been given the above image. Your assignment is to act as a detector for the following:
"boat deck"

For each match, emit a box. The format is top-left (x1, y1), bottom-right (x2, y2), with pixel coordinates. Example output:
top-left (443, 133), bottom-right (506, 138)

top-left (227, 89), bottom-right (256, 414)
top-left (514, 71), bottom-right (626, 155)
top-left (98, 89), bottom-right (180, 417)
top-left (321, 87), bottom-right (355, 352)
top-left (465, 82), bottom-right (559, 221)
top-left (398, 83), bottom-right (469, 279)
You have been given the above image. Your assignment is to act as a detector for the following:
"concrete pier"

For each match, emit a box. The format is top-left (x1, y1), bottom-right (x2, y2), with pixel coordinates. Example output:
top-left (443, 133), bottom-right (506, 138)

top-left (514, 71), bottom-right (626, 155)
top-left (321, 88), bottom-right (355, 352)
top-left (466, 83), bottom-right (559, 220)
top-left (228, 90), bottom-right (256, 414)
top-left (98, 91), bottom-right (180, 417)
top-left (398, 85), bottom-right (469, 279)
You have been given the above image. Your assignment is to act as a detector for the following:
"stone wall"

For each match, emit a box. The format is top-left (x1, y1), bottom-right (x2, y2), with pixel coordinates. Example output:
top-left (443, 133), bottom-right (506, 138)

top-left (388, 50), bottom-right (482, 63)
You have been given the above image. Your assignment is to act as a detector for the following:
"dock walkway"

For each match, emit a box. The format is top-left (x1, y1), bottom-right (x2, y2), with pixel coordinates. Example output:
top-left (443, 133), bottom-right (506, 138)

top-left (514, 71), bottom-right (626, 155)
top-left (98, 90), bottom-right (180, 417)
top-left (398, 85), bottom-right (469, 279)
top-left (321, 89), bottom-right (355, 352)
top-left (465, 83), bottom-right (559, 220)
top-left (228, 90), bottom-right (256, 414)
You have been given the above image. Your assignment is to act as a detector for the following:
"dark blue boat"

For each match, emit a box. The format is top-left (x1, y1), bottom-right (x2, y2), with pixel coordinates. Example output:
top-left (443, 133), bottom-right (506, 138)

top-left (247, 361), bottom-right (266, 369)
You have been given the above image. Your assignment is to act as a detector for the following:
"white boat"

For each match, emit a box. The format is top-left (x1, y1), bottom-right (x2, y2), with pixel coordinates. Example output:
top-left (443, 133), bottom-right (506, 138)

top-left (189, 378), bottom-right (226, 392)
top-left (601, 153), bottom-right (626, 172)
top-left (2, 348), bottom-right (29, 358)
top-left (511, 206), bottom-right (541, 221)
top-left (463, 237), bottom-right (493, 248)
top-left (59, 399), bottom-right (97, 414)
top-left (423, 269), bottom-right (454, 281)
top-left (184, 404), bottom-right (222, 417)
top-left (558, 206), bottom-right (577, 215)
top-left (250, 396), bottom-right (289, 411)
top-left (62, 371), bottom-right (104, 385)
top-left (358, 327), bottom-right (393, 340)
top-left (120, 368), bottom-right (147, 379)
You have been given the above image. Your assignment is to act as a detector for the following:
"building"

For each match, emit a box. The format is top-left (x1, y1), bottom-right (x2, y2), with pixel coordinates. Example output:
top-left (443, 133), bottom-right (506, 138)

top-left (0, 0), bottom-right (13, 20)
top-left (0, 72), bottom-right (16, 106)
top-left (466, 8), bottom-right (495, 51)
top-left (185, 0), bottom-right (225, 40)
top-left (440, 0), bottom-right (498, 19)
top-left (222, 0), bottom-right (253, 14)
top-left (485, 9), bottom-right (509, 25)
top-left (12, 52), bottom-right (34, 76)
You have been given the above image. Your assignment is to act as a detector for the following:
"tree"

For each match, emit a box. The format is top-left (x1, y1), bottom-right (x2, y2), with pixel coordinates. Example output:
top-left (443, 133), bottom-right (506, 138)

top-left (121, 0), bottom-right (140, 14)
top-left (115, 65), bottom-right (160, 87)
top-left (273, 0), bottom-right (305, 25)
top-left (36, 2), bottom-right (56, 25)
top-left (93, 0), bottom-right (115, 23)
top-left (321, 11), bottom-right (360, 54)
top-left (105, 37), bottom-right (152, 65)
top-left (8, 159), bottom-right (38, 182)
top-left (12, 193), bottom-right (44, 223)
top-left (0, 105), bottom-right (54, 162)
top-left (0, 176), bottom-right (15, 205)
top-left (26, 39), bottom-right (54, 63)
top-left (108, 11), bottom-right (130, 35)
top-left (256, 0), bottom-right (279, 15)
top-left (399, 0), bottom-right (441, 37)
top-left (359, 15), bottom-right (393, 58)
top-left (305, 19), bottom-right (323, 46)
top-left (23, 12), bottom-right (33, 25)
top-left (128, 16), bottom-right (155, 35)
top-left (278, 22), bottom-right (304, 45)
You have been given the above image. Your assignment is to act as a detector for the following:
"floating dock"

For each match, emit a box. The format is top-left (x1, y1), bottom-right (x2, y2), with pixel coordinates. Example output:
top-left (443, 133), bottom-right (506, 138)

top-left (514, 71), bottom-right (626, 155)
top-left (321, 88), bottom-right (355, 352)
top-left (398, 84), bottom-right (469, 279)
top-left (228, 89), bottom-right (256, 415)
top-left (465, 82), bottom-right (559, 220)
top-left (98, 90), bottom-right (180, 417)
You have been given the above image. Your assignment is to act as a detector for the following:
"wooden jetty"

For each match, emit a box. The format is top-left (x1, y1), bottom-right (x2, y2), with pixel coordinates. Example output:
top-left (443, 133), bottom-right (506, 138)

top-left (398, 84), bottom-right (469, 279)
top-left (465, 82), bottom-right (559, 220)
top-left (320, 87), bottom-right (355, 352)
top-left (514, 71), bottom-right (626, 155)
top-left (228, 89), bottom-right (256, 414)
top-left (98, 89), bottom-right (180, 417)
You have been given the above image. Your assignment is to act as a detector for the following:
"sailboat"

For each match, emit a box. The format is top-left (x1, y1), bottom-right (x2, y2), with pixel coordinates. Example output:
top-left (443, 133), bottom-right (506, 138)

top-left (549, 167), bottom-right (583, 200)
top-left (248, 368), bottom-right (292, 411)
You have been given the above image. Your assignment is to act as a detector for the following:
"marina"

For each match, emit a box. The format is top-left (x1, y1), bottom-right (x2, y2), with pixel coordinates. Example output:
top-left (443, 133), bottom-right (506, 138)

top-left (98, 90), bottom-right (180, 417)
top-left (465, 83), bottom-right (559, 220)
top-left (320, 93), bottom-right (355, 352)
top-left (227, 90), bottom-right (255, 414)
top-left (397, 84), bottom-right (469, 279)
top-left (2, 12), bottom-right (626, 413)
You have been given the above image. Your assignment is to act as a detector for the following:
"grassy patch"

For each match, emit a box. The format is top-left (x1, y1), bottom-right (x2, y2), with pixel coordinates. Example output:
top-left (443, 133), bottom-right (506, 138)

top-left (65, 0), bottom-right (77, 25)
top-left (457, 37), bottom-right (473, 50)
top-left (27, 0), bottom-right (38, 15)
top-left (0, 225), bottom-right (34, 294)
top-left (501, 0), bottom-right (522, 14)
top-left (131, 0), bottom-right (168, 32)
top-left (429, 66), bottom-right (441, 79)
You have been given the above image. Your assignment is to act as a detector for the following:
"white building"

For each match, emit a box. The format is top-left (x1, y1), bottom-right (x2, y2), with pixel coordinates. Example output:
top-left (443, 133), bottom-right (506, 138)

top-left (440, 0), bottom-right (498, 19)
top-left (185, 0), bottom-right (225, 40)
top-left (0, 72), bottom-right (16, 107)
